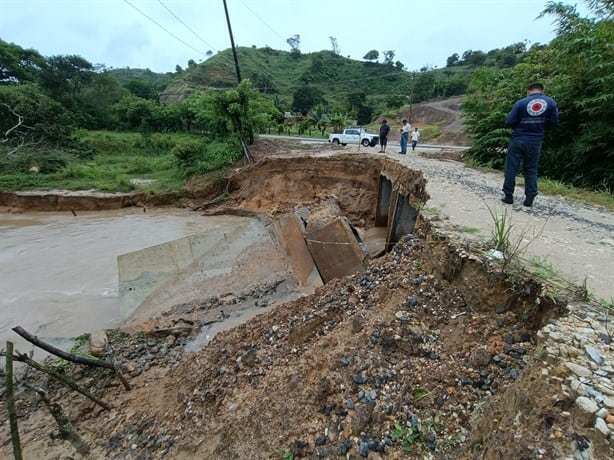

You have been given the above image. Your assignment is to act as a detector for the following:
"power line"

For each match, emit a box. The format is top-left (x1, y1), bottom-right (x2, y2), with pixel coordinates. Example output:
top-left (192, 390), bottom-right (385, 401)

top-left (157, 0), bottom-right (217, 52)
top-left (122, 0), bottom-right (207, 58)
top-left (237, 0), bottom-right (288, 47)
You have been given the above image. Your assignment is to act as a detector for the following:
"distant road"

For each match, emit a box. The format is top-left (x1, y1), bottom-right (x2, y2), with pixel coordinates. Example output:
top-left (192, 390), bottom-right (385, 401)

top-left (259, 134), bottom-right (469, 151)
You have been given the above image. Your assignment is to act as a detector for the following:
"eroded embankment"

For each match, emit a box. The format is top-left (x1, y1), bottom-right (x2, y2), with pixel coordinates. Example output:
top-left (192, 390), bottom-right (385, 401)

top-left (2, 154), bottom-right (611, 460)
top-left (1, 220), bottom-right (583, 460)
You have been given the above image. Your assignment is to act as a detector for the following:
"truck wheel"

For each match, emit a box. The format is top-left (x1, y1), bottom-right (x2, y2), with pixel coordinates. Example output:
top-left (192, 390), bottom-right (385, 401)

top-left (341, 143), bottom-right (347, 146)
top-left (361, 139), bottom-right (370, 147)
top-left (332, 138), bottom-right (340, 145)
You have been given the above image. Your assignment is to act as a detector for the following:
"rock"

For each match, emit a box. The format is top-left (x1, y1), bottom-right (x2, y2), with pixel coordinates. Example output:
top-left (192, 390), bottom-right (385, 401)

top-left (564, 362), bottom-right (592, 378)
top-left (575, 396), bottom-right (599, 427)
top-left (89, 330), bottom-right (108, 357)
top-left (585, 345), bottom-right (604, 365)
top-left (594, 417), bottom-right (609, 436)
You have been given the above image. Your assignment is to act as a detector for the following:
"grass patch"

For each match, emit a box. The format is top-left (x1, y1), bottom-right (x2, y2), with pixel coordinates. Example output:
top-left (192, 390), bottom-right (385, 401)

top-left (529, 255), bottom-right (560, 280)
top-left (539, 178), bottom-right (614, 211)
top-left (461, 226), bottom-right (481, 234)
top-left (0, 131), bottom-right (205, 192)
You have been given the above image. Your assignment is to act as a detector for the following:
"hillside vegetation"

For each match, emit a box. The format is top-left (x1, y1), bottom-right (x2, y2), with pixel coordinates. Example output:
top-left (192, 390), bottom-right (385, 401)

top-left (0, 0), bottom-right (611, 191)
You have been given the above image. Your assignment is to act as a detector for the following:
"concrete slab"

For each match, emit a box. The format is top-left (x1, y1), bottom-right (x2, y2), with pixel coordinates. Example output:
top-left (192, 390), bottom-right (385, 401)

top-left (274, 214), bottom-right (323, 288)
top-left (387, 191), bottom-right (419, 247)
top-left (362, 226), bottom-right (388, 258)
top-left (305, 217), bottom-right (366, 283)
top-left (118, 218), bottom-right (291, 321)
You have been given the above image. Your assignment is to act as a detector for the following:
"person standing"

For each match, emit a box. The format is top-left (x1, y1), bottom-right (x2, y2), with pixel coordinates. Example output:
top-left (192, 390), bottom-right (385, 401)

top-left (399, 119), bottom-right (411, 154)
top-left (378, 119), bottom-right (391, 153)
top-left (411, 127), bottom-right (420, 151)
top-left (501, 82), bottom-right (559, 207)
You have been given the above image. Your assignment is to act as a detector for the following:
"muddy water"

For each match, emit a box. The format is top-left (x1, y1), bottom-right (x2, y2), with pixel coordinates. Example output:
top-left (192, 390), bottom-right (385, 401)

top-left (0, 208), bottom-right (249, 351)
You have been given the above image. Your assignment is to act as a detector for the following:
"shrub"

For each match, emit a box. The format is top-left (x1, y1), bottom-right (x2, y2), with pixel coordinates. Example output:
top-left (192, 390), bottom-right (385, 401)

top-left (171, 138), bottom-right (207, 168)
top-left (0, 150), bottom-right (70, 174)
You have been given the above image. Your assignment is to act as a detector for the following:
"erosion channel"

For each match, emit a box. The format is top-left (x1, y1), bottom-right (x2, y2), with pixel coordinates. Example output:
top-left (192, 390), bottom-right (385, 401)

top-left (1, 150), bottom-right (612, 460)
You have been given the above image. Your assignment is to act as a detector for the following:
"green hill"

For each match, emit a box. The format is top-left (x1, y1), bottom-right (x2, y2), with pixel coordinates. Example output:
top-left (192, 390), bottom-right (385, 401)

top-left (162, 48), bottom-right (414, 101)
top-left (107, 67), bottom-right (174, 92)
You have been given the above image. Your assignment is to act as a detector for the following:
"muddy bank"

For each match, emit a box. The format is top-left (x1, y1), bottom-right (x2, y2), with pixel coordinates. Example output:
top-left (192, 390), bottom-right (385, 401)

top-left (0, 190), bottom-right (146, 211)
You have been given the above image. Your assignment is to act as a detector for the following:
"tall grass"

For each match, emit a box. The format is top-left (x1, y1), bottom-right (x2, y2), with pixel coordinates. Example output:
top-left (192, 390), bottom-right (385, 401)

top-left (0, 131), bottom-right (201, 192)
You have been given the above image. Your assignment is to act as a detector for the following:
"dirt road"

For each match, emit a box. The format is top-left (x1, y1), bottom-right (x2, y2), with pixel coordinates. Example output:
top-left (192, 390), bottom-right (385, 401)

top-left (402, 148), bottom-right (613, 303)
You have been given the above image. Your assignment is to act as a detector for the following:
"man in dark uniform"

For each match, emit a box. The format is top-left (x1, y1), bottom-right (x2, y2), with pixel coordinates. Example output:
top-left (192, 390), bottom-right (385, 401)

top-left (378, 119), bottom-right (390, 153)
top-left (501, 82), bottom-right (559, 207)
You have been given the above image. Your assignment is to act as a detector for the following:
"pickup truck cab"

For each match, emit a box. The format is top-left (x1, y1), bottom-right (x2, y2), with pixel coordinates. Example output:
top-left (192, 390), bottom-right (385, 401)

top-left (329, 128), bottom-right (379, 147)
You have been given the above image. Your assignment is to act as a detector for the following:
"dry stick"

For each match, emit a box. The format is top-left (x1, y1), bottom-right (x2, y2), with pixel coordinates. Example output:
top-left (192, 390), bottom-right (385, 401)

top-left (12, 326), bottom-right (130, 390)
top-left (12, 352), bottom-right (110, 410)
top-left (26, 385), bottom-right (90, 456)
top-left (11, 326), bottom-right (114, 369)
top-left (5, 342), bottom-right (23, 460)
top-left (111, 356), bottom-right (131, 391)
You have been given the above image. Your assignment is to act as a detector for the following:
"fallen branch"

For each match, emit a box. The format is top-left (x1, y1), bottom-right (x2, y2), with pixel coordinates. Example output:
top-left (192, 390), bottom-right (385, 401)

top-left (26, 385), bottom-right (90, 455)
top-left (11, 351), bottom-right (110, 410)
top-left (5, 341), bottom-right (23, 460)
top-left (12, 326), bottom-right (115, 369)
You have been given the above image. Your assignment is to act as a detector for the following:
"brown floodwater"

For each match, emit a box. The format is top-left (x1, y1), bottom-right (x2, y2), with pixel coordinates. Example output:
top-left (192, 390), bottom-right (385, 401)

top-left (0, 208), bottom-right (250, 352)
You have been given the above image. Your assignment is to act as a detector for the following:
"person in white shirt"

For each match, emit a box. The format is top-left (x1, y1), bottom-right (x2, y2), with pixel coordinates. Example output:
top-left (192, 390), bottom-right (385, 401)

top-left (399, 119), bottom-right (411, 154)
top-left (411, 127), bottom-right (420, 151)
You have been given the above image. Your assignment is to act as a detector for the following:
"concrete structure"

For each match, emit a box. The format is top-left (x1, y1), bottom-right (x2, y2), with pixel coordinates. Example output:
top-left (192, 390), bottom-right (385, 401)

top-left (305, 217), bottom-right (366, 283)
top-left (376, 173), bottom-right (420, 251)
top-left (118, 218), bottom-right (290, 320)
top-left (274, 214), bottom-right (323, 288)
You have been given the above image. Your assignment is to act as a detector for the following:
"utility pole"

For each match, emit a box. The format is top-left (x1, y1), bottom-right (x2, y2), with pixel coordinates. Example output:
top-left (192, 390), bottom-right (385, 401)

top-left (222, 0), bottom-right (252, 163)
top-left (223, 0), bottom-right (241, 84)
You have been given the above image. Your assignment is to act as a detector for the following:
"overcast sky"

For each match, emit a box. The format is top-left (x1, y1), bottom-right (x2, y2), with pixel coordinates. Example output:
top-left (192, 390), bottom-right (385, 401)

top-left (1, 0), bottom-right (588, 73)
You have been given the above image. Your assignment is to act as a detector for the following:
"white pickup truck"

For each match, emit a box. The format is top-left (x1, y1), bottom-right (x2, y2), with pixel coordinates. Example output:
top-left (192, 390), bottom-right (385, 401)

top-left (328, 128), bottom-right (379, 147)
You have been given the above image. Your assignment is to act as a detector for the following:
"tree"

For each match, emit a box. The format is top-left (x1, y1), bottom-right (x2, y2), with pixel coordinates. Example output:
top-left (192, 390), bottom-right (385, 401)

top-left (38, 55), bottom-right (96, 109)
top-left (329, 36), bottom-right (340, 55)
top-left (363, 50), bottom-right (379, 63)
top-left (446, 53), bottom-right (460, 67)
top-left (79, 72), bottom-right (128, 128)
top-left (462, 0), bottom-right (614, 190)
top-left (0, 83), bottom-right (74, 146)
top-left (383, 50), bottom-right (395, 65)
top-left (291, 85), bottom-right (324, 115)
top-left (111, 94), bottom-right (158, 131)
top-left (189, 80), bottom-right (281, 145)
top-left (0, 39), bottom-right (45, 84)
top-left (286, 34), bottom-right (301, 54)
top-left (329, 113), bottom-right (350, 133)
top-left (413, 72), bottom-right (436, 102)
top-left (307, 104), bottom-right (330, 135)
top-left (124, 79), bottom-right (158, 101)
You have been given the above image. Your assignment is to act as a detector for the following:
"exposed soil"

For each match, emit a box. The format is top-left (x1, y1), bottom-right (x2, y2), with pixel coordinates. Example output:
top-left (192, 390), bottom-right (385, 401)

top-left (1, 139), bottom-right (613, 458)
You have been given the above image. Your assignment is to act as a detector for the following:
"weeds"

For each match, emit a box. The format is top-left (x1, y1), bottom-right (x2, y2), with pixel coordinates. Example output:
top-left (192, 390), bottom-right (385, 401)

top-left (390, 414), bottom-right (439, 453)
top-left (461, 226), bottom-right (481, 234)
top-left (529, 256), bottom-right (559, 279)
top-left (485, 203), bottom-right (514, 252)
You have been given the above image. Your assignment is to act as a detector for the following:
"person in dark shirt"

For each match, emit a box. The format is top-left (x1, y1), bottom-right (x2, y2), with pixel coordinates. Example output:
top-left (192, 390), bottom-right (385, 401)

top-left (378, 119), bottom-right (391, 153)
top-left (501, 82), bottom-right (559, 207)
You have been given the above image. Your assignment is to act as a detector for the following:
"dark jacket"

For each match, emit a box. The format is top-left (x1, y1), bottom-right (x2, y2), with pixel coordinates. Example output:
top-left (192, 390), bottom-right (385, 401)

top-left (506, 93), bottom-right (559, 141)
top-left (379, 124), bottom-right (390, 138)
